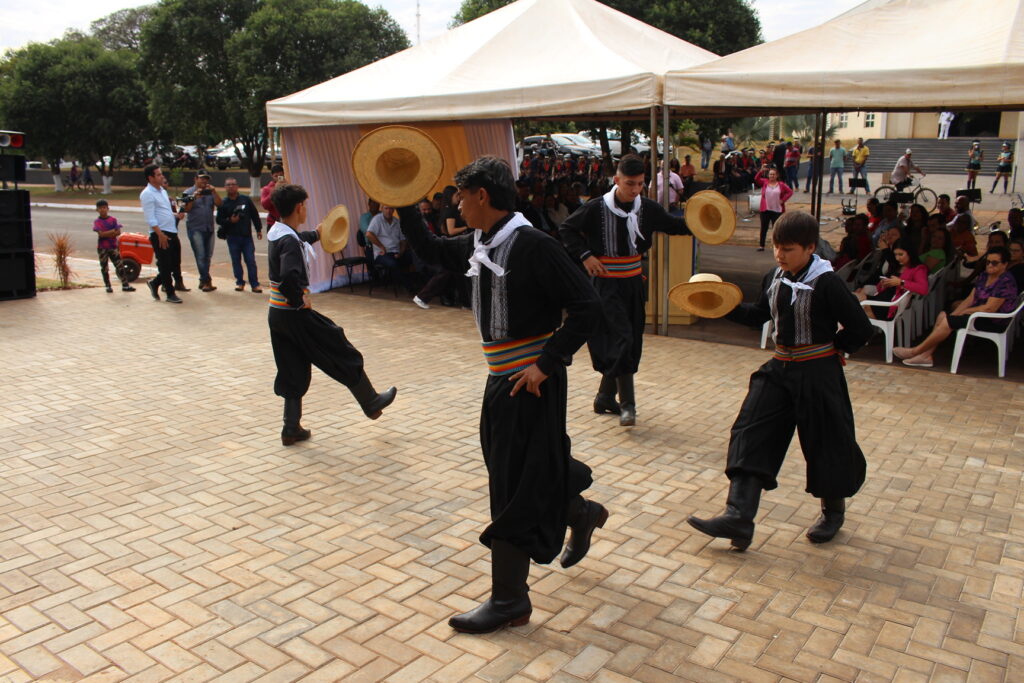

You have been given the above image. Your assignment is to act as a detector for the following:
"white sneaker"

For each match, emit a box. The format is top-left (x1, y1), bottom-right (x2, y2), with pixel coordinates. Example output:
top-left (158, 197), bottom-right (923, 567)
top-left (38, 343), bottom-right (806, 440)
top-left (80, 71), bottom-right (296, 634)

top-left (413, 296), bottom-right (430, 309)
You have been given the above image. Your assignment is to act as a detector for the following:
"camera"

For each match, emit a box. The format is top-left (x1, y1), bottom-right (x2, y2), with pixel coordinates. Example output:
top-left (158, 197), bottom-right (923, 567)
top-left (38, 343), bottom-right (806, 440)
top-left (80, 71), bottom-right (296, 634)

top-left (232, 203), bottom-right (248, 216)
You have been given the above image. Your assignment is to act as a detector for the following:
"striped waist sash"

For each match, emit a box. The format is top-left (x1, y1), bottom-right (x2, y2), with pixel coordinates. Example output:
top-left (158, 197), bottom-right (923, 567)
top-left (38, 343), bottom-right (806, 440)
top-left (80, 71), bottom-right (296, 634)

top-left (773, 342), bottom-right (837, 362)
top-left (597, 254), bottom-right (642, 278)
top-left (268, 283), bottom-right (309, 310)
top-left (482, 332), bottom-right (553, 376)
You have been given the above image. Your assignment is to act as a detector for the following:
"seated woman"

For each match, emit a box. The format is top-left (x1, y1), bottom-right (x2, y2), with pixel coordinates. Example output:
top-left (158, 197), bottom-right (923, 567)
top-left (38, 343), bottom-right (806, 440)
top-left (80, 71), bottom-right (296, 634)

top-left (855, 239), bottom-right (928, 319)
top-left (895, 246), bottom-right (1018, 368)
top-left (852, 225), bottom-right (901, 289)
top-left (918, 213), bottom-right (947, 256)
top-left (903, 203), bottom-right (928, 252)
top-left (1009, 239), bottom-right (1024, 291)
top-left (834, 213), bottom-right (872, 269)
top-left (921, 225), bottom-right (952, 274)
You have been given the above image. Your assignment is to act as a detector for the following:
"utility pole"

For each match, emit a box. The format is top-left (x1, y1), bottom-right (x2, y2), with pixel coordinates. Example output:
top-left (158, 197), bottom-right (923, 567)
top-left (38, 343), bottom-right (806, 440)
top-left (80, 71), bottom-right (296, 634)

top-left (416, 0), bottom-right (421, 44)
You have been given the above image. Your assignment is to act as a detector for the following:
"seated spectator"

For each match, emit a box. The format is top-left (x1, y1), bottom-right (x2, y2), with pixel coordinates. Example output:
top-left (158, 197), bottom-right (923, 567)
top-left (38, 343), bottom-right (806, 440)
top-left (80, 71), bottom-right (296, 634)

top-left (1007, 207), bottom-right (1023, 241)
top-left (946, 195), bottom-right (975, 231)
top-left (530, 192), bottom-right (558, 235)
top-left (440, 185), bottom-right (469, 236)
top-left (418, 198), bottom-right (440, 235)
top-left (1009, 239), bottom-right (1024, 290)
top-left (918, 213), bottom-right (946, 255)
top-left (834, 213), bottom-right (872, 269)
top-left (359, 198), bottom-right (380, 238)
top-left (921, 225), bottom-right (953, 274)
top-left (515, 179), bottom-right (544, 231)
top-left (865, 196), bottom-right (882, 233)
top-left (856, 239), bottom-right (928, 319)
top-left (548, 186), bottom-right (571, 226)
top-left (895, 247), bottom-right (1018, 367)
top-left (853, 225), bottom-right (902, 289)
top-left (872, 201), bottom-right (904, 246)
top-left (935, 194), bottom-right (956, 224)
top-left (679, 155), bottom-right (696, 187)
top-left (367, 204), bottom-right (418, 294)
top-left (654, 161), bottom-right (684, 209)
top-left (949, 213), bottom-right (978, 258)
top-left (903, 203), bottom-right (928, 252)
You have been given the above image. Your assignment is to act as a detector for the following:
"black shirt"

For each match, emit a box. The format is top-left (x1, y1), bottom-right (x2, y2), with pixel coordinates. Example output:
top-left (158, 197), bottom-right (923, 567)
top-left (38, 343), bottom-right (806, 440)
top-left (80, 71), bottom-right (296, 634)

top-left (217, 194), bottom-right (263, 238)
top-left (268, 227), bottom-right (318, 308)
top-left (558, 195), bottom-right (691, 262)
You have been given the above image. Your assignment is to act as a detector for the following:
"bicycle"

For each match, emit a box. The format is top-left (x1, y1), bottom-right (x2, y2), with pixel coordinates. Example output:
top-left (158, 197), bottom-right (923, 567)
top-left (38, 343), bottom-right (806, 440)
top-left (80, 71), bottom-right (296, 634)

top-left (873, 176), bottom-right (937, 212)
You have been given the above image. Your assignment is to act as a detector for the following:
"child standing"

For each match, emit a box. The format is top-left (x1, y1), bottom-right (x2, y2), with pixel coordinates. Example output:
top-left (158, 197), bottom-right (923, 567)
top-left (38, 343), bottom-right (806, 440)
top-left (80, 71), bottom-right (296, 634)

top-left (93, 200), bottom-right (135, 293)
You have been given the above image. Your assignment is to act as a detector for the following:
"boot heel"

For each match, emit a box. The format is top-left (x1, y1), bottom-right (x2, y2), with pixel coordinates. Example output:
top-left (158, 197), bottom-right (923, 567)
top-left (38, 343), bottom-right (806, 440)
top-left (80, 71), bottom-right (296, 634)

top-left (729, 537), bottom-right (751, 552)
top-left (509, 611), bottom-right (531, 627)
top-left (595, 506), bottom-right (609, 529)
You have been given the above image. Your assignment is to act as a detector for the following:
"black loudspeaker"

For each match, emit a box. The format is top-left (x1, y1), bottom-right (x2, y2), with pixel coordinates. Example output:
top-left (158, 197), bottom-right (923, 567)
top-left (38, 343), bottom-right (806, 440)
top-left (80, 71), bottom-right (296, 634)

top-left (0, 251), bottom-right (35, 300)
top-left (849, 178), bottom-right (867, 189)
top-left (0, 190), bottom-right (32, 251)
top-left (892, 192), bottom-right (914, 204)
top-left (957, 188), bottom-right (982, 203)
top-left (0, 155), bottom-right (26, 182)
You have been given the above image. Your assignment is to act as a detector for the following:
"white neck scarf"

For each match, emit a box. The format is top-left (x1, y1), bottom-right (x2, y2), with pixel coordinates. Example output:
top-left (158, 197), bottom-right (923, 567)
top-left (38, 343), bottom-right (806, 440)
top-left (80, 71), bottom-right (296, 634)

top-left (466, 212), bottom-right (531, 277)
top-left (267, 222), bottom-right (317, 274)
top-left (779, 254), bottom-right (833, 303)
top-left (603, 188), bottom-right (643, 249)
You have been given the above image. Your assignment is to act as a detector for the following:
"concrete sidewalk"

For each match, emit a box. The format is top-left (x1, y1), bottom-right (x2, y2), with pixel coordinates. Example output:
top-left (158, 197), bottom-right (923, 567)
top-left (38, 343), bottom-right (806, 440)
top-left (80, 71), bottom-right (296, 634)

top-left (0, 286), bottom-right (1022, 682)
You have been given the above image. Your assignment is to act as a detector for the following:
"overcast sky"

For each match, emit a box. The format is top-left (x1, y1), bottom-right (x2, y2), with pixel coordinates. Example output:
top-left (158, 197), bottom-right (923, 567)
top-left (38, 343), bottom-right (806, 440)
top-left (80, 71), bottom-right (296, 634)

top-left (1, 0), bottom-right (863, 55)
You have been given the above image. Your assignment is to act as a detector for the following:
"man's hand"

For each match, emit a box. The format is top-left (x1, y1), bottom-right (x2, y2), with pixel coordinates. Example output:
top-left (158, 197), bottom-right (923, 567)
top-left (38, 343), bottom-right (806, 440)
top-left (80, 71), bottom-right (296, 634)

top-left (302, 293), bottom-right (313, 309)
top-left (176, 211), bottom-right (185, 220)
top-left (508, 364), bottom-right (549, 397)
top-left (156, 231), bottom-right (169, 249)
top-left (582, 255), bottom-right (609, 277)
top-left (230, 214), bottom-right (240, 223)
top-left (256, 232), bottom-right (263, 241)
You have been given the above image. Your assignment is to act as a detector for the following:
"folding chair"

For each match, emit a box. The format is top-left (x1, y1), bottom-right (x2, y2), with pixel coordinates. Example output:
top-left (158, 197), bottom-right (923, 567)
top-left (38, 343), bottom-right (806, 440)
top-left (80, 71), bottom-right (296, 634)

top-left (860, 290), bottom-right (912, 363)
top-left (949, 293), bottom-right (1024, 378)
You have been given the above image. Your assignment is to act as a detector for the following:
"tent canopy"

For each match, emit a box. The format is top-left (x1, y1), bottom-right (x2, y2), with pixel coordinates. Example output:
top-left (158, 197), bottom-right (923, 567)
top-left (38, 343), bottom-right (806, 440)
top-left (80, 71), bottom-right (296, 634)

top-left (664, 0), bottom-right (1024, 115)
top-left (266, 0), bottom-right (717, 128)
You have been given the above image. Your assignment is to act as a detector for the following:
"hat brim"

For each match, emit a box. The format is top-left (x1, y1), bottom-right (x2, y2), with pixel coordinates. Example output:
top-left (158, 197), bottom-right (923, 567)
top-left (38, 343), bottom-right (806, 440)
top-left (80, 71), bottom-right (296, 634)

top-left (684, 190), bottom-right (736, 246)
top-left (352, 126), bottom-right (444, 207)
top-left (319, 204), bottom-right (350, 253)
top-left (668, 280), bottom-right (743, 319)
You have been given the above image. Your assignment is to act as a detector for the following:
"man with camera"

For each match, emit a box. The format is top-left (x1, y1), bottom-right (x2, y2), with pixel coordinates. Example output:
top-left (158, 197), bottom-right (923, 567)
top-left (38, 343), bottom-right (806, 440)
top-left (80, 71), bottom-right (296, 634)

top-left (181, 172), bottom-right (222, 291)
top-left (216, 177), bottom-right (263, 293)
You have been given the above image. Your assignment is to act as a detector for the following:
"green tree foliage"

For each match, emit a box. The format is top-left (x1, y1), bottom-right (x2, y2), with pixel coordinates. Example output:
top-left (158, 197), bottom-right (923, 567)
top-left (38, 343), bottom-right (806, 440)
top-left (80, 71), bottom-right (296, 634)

top-left (0, 37), bottom-right (149, 189)
top-left (90, 6), bottom-right (157, 51)
top-left (139, 0), bottom-right (409, 180)
top-left (451, 0), bottom-right (762, 55)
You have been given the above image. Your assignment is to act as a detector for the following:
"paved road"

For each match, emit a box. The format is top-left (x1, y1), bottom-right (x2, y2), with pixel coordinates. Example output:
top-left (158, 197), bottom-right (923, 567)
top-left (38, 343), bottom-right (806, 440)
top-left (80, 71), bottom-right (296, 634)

top-left (28, 205), bottom-right (270, 287)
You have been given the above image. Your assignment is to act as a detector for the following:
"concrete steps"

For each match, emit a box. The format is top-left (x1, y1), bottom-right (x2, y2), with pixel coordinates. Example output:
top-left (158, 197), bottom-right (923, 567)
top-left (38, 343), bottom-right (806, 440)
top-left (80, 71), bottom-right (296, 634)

top-left (859, 137), bottom-right (1008, 177)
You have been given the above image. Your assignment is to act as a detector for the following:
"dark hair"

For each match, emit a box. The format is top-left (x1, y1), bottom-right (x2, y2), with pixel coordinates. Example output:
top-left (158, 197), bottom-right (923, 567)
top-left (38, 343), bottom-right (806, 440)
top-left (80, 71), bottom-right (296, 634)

top-left (938, 193), bottom-right (951, 203)
top-left (927, 225), bottom-right (953, 261)
top-left (617, 154), bottom-right (645, 177)
top-left (453, 156), bottom-right (515, 211)
top-left (907, 203), bottom-right (927, 225)
top-left (772, 210), bottom-right (819, 247)
top-left (271, 183), bottom-right (308, 219)
top-left (271, 164), bottom-right (284, 174)
top-left (95, 199), bottom-right (108, 208)
top-left (441, 185), bottom-right (458, 208)
top-left (986, 246), bottom-right (1011, 264)
top-left (988, 230), bottom-right (1009, 246)
top-left (144, 163), bottom-right (160, 179)
top-left (891, 239), bottom-right (921, 266)
top-left (926, 212), bottom-right (944, 225)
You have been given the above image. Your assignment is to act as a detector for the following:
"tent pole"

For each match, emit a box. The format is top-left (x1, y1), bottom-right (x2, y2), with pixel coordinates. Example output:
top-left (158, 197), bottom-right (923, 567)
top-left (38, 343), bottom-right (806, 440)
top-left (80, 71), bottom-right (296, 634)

top-left (660, 104), bottom-right (671, 336)
top-left (815, 112), bottom-right (826, 220)
top-left (649, 106), bottom-right (659, 333)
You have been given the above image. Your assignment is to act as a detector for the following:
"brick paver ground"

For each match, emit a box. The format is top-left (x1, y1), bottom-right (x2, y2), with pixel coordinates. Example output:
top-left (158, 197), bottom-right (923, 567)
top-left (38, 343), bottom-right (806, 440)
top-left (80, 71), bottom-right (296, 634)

top-left (1, 282), bottom-right (1022, 682)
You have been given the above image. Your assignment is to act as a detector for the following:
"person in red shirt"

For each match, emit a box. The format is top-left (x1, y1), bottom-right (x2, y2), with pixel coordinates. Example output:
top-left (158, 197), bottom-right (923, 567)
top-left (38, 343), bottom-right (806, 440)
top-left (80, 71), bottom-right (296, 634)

top-left (935, 194), bottom-right (956, 224)
top-left (261, 164), bottom-right (285, 228)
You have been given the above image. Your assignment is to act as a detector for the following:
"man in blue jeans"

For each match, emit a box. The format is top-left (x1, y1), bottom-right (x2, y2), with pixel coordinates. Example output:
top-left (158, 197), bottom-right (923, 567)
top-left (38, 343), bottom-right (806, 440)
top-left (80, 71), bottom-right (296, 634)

top-left (182, 172), bottom-right (221, 291)
top-left (827, 139), bottom-right (847, 194)
top-left (216, 177), bottom-right (263, 293)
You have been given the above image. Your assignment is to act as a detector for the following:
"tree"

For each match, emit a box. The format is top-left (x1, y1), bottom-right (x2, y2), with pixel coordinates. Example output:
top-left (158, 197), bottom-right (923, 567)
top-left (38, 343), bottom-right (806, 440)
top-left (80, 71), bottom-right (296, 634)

top-left (139, 0), bottom-right (410, 193)
top-left (450, 0), bottom-right (512, 28)
top-left (0, 37), bottom-right (149, 191)
top-left (90, 6), bottom-right (157, 51)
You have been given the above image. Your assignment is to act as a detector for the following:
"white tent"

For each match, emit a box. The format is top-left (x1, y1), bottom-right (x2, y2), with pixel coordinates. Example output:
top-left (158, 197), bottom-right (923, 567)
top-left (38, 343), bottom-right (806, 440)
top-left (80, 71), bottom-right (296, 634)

top-left (266, 0), bottom-right (717, 127)
top-left (266, 0), bottom-right (718, 294)
top-left (663, 0), bottom-right (1024, 114)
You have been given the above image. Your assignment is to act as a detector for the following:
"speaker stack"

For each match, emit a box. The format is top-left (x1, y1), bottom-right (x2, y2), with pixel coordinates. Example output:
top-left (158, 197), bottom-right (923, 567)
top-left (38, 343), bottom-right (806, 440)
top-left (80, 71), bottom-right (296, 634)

top-left (0, 189), bottom-right (35, 300)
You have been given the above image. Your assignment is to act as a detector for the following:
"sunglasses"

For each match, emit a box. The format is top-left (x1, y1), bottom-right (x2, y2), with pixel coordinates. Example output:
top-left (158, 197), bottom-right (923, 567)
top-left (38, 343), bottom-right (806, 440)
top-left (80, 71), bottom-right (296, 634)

top-left (986, 259), bottom-right (1004, 266)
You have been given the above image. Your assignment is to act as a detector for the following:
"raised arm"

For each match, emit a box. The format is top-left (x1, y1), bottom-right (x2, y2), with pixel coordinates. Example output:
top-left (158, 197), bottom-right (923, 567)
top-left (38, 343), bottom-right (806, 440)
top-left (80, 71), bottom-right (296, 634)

top-left (397, 205), bottom-right (472, 272)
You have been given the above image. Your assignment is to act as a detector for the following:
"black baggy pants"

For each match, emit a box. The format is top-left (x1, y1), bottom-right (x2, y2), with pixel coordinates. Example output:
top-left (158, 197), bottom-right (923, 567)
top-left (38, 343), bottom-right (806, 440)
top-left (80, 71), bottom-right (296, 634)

top-left (268, 307), bottom-right (366, 399)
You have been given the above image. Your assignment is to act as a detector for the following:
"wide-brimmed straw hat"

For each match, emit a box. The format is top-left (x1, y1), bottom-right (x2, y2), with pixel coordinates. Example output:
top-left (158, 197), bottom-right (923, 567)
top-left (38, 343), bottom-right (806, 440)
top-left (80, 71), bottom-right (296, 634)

top-left (352, 125), bottom-right (444, 207)
top-left (684, 190), bottom-right (736, 245)
top-left (318, 204), bottom-right (350, 253)
top-left (668, 273), bottom-right (742, 319)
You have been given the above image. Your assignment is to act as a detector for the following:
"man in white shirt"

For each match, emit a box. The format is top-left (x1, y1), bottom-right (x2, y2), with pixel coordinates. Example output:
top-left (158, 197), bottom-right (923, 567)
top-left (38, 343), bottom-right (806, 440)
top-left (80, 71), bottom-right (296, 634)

top-left (140, 164), bottom-right (184, 304)
top-left (366, 205), bottom-right (417, 293)
top-left (890, 149), bottom-right (925, 192)
top-left (938, 112), bottom-right (954, 139)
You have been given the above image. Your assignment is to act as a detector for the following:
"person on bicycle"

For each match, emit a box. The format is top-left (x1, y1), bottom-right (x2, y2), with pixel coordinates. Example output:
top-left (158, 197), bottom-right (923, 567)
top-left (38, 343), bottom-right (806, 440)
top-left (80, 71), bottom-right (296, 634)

top-left (891, 149), bottom-right (924, 192)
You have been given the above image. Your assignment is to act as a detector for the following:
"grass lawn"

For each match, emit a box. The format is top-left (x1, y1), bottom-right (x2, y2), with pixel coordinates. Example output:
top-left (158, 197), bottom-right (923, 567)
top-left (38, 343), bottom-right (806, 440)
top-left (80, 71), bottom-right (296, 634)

top-left (35, 277), bottom-right (93, 291)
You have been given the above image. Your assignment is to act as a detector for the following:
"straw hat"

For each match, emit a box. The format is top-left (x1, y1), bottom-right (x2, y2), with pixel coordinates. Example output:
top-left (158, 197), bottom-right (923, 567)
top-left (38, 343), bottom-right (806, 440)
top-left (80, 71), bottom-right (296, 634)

top-left (668, 273), bottom-right (742, 319)
top-left (318, 204), bottom-right (350, 253)
top-left (352, 125), bottom-right (444, 207)
top-left (684, 190), bottom-right (736, 245)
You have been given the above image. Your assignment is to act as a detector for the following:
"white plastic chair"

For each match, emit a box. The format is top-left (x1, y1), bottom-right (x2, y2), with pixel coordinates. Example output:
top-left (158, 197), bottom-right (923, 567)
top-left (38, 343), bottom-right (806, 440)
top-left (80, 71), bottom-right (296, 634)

top-left (760, 320), bottom-right (774, 349)
top-left (860, 290), bottom-right (912, 363)
top-left (949, 293), bottom-right (1024, 378)
top-left (833, 258), bottom-right (861, 291)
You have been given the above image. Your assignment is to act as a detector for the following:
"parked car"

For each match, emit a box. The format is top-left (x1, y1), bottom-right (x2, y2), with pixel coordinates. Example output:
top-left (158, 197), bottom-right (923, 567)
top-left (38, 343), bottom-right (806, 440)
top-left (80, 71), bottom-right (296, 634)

top-left (577, 130), bottom-right (665, 158)
top-left (519, 133), bottom-right (599, 161)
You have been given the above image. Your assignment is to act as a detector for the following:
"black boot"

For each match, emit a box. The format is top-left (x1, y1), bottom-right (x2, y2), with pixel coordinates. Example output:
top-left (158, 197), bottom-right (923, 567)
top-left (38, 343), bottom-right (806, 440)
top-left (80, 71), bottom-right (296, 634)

top-left (686, 476), bottom-right (762, 551)
top-left (281, 398), bottom-right (311, 445)
top-left (350, 372), bottom-right (397, 420)
top-left (449, 539), bottom-right (531, 634)
top-left (806, 498), bottom-right (845, 544)
top-left (616, 374), bottom-right (636, 426)
top-left (560, 496), bottom-right (609, 568)
top-left (593, 375), bottom-right (620, 415)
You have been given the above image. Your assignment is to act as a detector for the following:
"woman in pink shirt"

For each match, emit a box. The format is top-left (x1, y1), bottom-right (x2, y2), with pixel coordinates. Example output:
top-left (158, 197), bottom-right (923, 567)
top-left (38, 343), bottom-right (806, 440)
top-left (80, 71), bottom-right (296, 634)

top-left (754, 166), bottom-right (794, 251)
top-left (856, 239), bottom-right (929, 319)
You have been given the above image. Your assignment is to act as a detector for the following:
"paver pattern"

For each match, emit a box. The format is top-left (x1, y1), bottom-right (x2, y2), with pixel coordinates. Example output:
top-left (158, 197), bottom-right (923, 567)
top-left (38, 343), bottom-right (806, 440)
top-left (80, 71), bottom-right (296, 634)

top-left (0, 283), bottom-right (1022, 682)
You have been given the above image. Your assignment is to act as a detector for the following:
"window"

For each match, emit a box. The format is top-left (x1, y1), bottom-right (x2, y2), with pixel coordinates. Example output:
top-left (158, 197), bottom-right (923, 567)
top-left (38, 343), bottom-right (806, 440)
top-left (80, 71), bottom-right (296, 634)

top-left (865, 113), bottom-right (876, 128)
top-left (838, 113), bottom-right (848, 128)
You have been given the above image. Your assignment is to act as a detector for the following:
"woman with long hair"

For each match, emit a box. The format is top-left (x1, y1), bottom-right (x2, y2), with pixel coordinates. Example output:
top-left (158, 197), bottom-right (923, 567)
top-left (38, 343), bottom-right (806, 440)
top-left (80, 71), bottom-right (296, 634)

top-left (753, 166), bottom-right (794, 251)
top-left (904, 203), bottom-right (928, 253)
top-left (856, 239), bottom-right (928, 319)
top-left (921, 223), bottom-right (953, 274)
